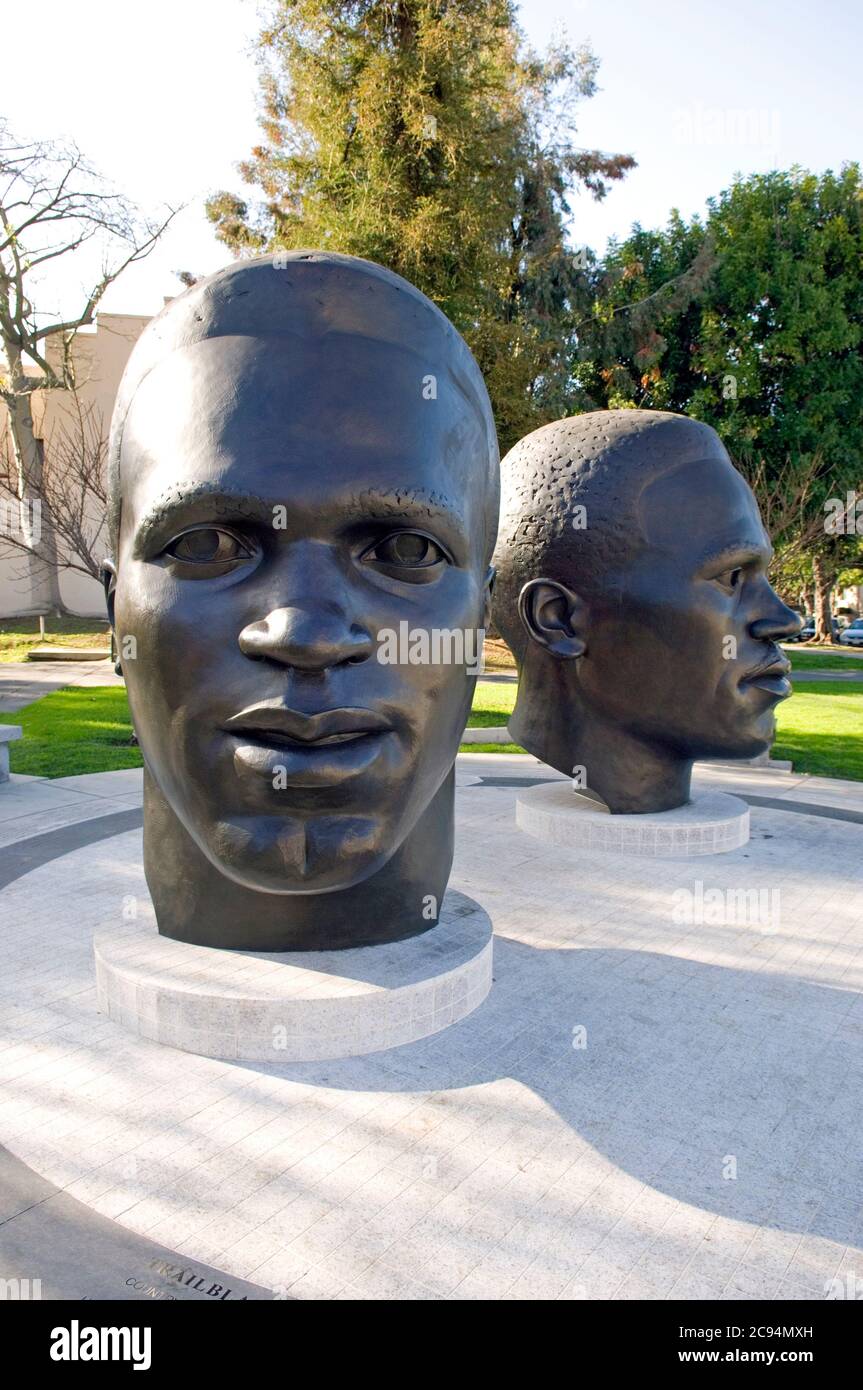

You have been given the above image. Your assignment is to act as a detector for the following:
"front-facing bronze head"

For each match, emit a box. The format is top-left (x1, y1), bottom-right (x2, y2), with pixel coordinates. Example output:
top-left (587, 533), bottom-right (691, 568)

top-left (492, 410), bottom-right (801, 814)
top-left (104, 252), bottom-right (499, 948)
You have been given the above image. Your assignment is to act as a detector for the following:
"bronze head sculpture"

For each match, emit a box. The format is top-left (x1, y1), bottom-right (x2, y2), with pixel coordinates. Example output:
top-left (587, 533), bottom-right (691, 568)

top-left (103, 252), bottom-right (499, 949)
top-left (492, 410), bottom-right (801, 814)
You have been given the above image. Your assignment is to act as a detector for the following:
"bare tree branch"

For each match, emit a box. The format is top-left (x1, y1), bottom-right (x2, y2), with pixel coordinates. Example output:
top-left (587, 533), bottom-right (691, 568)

top-left (0, 393), bottom-right (108, 580)
top-left (0, 119), bottom-right (179, 609)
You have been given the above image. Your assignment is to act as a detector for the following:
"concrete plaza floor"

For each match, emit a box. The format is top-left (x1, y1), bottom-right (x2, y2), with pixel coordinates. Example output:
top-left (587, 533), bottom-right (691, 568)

top-left (0, 754), bottom-right (862, 1300)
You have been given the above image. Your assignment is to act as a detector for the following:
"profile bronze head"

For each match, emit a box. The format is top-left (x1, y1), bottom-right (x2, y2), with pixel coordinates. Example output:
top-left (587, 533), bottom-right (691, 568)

top-left (492, 409), bottom-right (801, 814)
top-left (103, 252), bottom-right (499, 949)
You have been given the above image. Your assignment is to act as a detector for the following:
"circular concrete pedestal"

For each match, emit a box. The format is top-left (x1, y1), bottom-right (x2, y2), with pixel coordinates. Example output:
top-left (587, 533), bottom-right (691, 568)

top-left (94, 890), bottom-right (492, 1063)
top-left (516, 782), bottom-right (749, 857)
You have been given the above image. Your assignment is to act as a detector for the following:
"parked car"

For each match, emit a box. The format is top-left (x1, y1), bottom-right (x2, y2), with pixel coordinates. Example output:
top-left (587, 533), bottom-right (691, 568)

top-left (786, 616), bottom-right (841, 642)
top-left (839, 618), bottom-right (863, 646)
top-left (785, 616), bottom-right (815, 642)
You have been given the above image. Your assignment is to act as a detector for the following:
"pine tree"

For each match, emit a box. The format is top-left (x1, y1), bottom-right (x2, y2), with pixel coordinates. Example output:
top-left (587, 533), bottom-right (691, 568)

top-left (206, 0), bottom-right (634, 451)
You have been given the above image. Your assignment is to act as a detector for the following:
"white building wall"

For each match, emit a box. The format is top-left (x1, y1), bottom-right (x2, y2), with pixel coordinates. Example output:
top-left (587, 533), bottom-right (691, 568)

top-left (0, 312), bottom-right (150, 618)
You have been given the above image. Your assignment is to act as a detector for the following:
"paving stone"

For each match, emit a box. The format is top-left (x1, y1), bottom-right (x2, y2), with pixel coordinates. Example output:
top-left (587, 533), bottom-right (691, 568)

top-left (1, 756), bottom-right (862, 1299)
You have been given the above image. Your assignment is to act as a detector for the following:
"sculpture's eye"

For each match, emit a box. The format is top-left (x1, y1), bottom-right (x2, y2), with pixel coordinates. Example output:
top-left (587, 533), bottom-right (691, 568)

top-left (714, 567), bottom-right (744, 594)
top-left (363, 531), bottom-right (449, 572)
top-left (165, 528), bottom-right (251, 566)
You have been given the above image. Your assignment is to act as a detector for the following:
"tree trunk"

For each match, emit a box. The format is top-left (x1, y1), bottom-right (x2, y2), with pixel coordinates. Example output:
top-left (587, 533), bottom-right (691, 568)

top-left (812, 551), bottom-right (834, 643)
top-left (6, 392), bottom-right (64, 614)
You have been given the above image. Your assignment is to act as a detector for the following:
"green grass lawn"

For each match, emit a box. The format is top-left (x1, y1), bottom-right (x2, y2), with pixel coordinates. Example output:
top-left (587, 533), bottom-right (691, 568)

top-left (460, 679), bottom-right (523, 753)
top-left (784, 647), bottom-right (863, 670)
top-left (3, 678), bottom-right (861, 782)
top-left (772, 680), bottom-right (863, 780)
top-left (1, 687), bottom-right (141, 777)
top-left (465, 680), bottom-right (516, 726)
top-left (459, 742), bottom-right (525, 753)
top-left (0, 615), bottom-right (111, 663)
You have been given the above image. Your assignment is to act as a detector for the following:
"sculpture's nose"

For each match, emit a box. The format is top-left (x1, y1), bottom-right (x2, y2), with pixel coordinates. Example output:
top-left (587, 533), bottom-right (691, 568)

top-left (749, 583), bottom-right (803, 643)
top-left (239, 604), bottom-right (374, 670)
top-left (238, 543), bottom-right (375, 671)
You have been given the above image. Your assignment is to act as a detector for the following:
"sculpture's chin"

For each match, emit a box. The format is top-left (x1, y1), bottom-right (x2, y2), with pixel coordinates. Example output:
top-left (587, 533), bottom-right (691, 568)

top-left (197, 813), bottom-right (392, 896)
top-left (686, 712), bottom-right (776, 762)
top-left (694, 737), bottom-right (770, 761)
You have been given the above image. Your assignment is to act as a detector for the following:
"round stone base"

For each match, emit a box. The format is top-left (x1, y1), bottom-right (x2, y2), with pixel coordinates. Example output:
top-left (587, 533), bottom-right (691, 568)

top-left (94, 890), bottom-right (493, 1063)
top-left (516, 783), bottom-right (750, 857)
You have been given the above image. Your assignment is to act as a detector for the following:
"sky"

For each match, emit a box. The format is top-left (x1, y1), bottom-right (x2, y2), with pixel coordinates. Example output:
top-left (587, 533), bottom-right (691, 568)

top-left (3, 0), bottom-right (862, 323)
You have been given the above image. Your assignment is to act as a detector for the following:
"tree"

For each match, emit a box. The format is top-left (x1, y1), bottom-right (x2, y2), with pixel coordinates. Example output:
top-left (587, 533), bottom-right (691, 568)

top-left (0, 122), bottom-right (176, 613)
top-left (0, 390), bottom-right (108, 586)
top-left (206, 0), bottom-right (635, 452)
top-left (585, 167), bottom-right (863, 637)
top-left (575, 211), bottom-right (716, 410)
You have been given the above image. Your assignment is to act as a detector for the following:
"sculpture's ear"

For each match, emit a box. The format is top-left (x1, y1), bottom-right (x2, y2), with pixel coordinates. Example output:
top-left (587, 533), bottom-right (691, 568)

top-left (518, 578), bottom-right (587, 660)
top-left (100, 559), bottom-right (117, 631)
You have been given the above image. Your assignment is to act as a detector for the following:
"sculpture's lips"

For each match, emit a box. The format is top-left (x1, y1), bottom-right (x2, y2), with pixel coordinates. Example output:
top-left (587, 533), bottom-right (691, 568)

top-left (223, 704), bottom-right (393, 746)
top-left (222, 704), bottom-right (394, 786)
top-left (740, 655), bottom-right (792, 699)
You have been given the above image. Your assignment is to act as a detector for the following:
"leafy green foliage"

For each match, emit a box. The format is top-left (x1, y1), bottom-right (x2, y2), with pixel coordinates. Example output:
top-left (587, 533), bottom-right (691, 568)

top-left (581, 167), bottom-right (863, 571)
top-left (206, 0), bottom-right (634, 451)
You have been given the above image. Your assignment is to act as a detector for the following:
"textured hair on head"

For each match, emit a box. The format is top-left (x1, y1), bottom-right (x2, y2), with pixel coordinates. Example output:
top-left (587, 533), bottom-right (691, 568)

top-left (106, 250), bottom-right (500, 563)
top-left (492, 409), bottom-right (730, 664)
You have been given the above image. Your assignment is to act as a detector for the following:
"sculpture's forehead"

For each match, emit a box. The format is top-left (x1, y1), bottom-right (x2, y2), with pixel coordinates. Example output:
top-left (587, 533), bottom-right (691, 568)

top-left (637, 454), bottom-right (766, 558)
top-left (117, 334), bottom-right (490, 542)
top-left (116, 258), bottom-right (477, 415)
top-left (158, 256), bottom-right (453, 348)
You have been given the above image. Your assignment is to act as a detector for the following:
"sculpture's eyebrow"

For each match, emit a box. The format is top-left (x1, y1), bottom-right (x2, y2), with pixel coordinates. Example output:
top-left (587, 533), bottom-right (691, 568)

top-left (348, 486), bottom-right (465, 530)
top-left (697, 536), bottom-right (773, 569)
top-left (132, 485), bottom-right (276, 555)
top-left (131, 482), bottom-right (467, 556)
